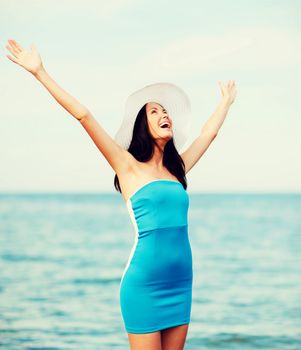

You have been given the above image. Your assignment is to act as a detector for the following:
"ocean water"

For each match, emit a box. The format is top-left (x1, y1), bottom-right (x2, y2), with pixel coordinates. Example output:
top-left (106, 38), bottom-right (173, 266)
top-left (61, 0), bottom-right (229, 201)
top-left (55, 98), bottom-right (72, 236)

top-left (0, 192), bottom-right (300, 350)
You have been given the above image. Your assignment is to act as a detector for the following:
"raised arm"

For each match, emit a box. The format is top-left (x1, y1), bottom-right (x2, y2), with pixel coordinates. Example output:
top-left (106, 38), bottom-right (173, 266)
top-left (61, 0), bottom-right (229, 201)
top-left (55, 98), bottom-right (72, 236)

top-left (180, 81), bottom-right (237, 174)
top-left (5, 39), bottom-right (134, 174)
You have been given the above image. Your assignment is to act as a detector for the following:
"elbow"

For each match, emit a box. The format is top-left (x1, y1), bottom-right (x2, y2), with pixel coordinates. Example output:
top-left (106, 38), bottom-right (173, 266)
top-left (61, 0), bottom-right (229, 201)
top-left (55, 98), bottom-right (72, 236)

top-left (78, 110), bottom-right (92, 123)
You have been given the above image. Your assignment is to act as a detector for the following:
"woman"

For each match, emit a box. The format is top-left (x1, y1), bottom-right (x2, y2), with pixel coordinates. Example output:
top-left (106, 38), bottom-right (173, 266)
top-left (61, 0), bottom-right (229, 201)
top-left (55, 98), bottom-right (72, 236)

top-left (5, 39), bottom-right (237, 350)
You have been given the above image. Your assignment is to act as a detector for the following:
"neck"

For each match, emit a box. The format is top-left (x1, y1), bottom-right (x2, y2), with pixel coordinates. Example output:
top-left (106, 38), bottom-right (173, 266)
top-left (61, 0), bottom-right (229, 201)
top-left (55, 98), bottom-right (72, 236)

top-left (148, 142), bottom-right (165, 170)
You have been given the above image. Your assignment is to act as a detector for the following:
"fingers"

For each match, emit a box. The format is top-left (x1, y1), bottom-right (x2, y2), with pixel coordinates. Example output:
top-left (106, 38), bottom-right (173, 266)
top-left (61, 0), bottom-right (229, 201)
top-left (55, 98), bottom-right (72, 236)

top-left (218, 80), bottom-right (236, 91)
top-left (9, 39), bottom-right (23, 52)
top-left (5, 43), bottom-right (18, 57)
top-left (6, 39), bottom-right (23, 58)
top-left (6, 54), bottom-right (18, 64)
top-left (5, 40), bottom-right (21, 64)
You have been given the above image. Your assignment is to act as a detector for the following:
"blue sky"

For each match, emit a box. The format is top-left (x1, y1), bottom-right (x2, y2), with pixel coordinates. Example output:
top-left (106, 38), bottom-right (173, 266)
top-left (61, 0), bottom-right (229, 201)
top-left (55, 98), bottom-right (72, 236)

top-left (1, 0), bottom-right (300, 193)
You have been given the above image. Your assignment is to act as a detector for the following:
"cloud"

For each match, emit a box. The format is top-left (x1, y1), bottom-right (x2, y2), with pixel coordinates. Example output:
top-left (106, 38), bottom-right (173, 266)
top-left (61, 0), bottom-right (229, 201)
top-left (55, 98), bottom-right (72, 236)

top-left (130, 28), bottom-right (301, 78)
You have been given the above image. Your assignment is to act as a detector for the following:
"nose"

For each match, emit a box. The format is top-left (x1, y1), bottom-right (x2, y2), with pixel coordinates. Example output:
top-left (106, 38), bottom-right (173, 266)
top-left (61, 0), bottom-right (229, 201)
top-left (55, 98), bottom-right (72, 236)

top-left (160, 109), bottom-right (170, 123)
top-left (160, 114), bottom-right (171, 127)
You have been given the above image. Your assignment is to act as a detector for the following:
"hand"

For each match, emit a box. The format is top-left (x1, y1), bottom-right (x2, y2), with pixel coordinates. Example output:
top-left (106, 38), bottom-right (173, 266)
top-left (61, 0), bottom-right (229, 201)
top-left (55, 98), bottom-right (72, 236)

top-left (218, 80), bottom-right (237, 105)
top-left (5, 39), bottom-right (44, 75)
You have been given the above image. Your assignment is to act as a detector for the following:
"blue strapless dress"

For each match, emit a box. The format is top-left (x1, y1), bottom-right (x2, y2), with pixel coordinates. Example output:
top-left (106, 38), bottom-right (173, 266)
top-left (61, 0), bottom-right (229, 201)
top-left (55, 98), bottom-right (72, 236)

top-left (119, 179), bottom-right (193, 334)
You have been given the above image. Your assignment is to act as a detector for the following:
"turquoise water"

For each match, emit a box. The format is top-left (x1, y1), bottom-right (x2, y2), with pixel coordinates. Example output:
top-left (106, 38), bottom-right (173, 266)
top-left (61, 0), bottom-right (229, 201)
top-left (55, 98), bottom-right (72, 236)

top-left (0, 192), bottom-right (300, 349)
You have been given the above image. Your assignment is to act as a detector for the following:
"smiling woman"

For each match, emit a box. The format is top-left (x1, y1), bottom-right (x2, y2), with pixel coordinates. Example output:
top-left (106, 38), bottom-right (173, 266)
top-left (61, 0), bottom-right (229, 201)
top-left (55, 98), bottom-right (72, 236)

top-left (151, 106), bottom-right (171, 129)
top-left (5, 38), bottom-right (237, 349)
top-left (147, 102), bottom-right (172, 130)
top-left (113, 82), bottom-right (192, 152)
top-left (112, 100), bottom-right (188, 199)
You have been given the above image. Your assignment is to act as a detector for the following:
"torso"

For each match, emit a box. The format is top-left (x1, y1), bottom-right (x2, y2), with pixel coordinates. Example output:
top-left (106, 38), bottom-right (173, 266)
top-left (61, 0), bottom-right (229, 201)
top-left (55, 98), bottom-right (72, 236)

top-left (118, 159), bottom-right (180, 203)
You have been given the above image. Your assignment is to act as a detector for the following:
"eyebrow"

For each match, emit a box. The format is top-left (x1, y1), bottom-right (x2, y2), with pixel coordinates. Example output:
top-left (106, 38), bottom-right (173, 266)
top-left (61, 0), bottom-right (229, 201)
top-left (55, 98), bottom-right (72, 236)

top-left (151, 106), bottom-right (166, 111)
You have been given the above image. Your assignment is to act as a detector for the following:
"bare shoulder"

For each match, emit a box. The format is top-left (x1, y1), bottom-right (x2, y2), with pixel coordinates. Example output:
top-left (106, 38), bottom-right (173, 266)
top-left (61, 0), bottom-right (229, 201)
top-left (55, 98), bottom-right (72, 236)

top-left (78, 112), bottom-right (143, 201)
top-left (116, 159), bottom-right (180, 203)
top-left (116, 154), bottom-right (143, 202)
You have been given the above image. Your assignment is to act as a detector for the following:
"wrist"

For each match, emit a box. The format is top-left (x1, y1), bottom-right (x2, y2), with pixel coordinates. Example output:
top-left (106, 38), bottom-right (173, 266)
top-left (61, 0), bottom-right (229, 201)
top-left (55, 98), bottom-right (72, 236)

top-left (32, 65), bottom-right (46, 79)
top-left (221, 97), bottom-right (232, 108)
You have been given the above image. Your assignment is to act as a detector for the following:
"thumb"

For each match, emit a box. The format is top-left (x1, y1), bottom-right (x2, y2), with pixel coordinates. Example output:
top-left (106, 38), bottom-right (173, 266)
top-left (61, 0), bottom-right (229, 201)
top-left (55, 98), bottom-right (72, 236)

top-left (30, 43), bottom-right (37, 52)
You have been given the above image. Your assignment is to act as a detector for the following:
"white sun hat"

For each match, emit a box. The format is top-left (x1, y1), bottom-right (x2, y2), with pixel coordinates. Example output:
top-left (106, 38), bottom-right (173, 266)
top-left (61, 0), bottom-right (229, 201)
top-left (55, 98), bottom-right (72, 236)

top-left (114, 82), bottom-right (192, 152)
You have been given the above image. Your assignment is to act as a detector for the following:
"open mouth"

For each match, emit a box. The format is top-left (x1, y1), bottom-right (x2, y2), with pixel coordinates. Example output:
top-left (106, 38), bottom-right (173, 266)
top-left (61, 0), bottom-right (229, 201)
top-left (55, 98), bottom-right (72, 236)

top-left (159, 122), bottom-right (171, 129)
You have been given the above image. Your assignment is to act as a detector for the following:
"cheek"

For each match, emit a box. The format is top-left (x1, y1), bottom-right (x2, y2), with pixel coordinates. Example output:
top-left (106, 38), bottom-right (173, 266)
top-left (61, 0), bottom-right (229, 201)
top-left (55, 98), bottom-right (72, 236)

top-left (147, 117), bottom-right (158, 129)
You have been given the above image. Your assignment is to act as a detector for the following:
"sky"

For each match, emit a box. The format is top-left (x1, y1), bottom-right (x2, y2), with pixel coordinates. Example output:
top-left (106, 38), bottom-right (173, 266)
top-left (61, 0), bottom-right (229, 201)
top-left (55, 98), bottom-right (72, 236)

top-left (0, 0), bottom-right (300, 194)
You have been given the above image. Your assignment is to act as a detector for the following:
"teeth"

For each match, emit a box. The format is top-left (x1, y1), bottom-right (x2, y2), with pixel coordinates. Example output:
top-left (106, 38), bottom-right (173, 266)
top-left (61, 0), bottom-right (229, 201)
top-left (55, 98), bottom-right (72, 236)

top-left (160, 123), bottom-right (170, 128)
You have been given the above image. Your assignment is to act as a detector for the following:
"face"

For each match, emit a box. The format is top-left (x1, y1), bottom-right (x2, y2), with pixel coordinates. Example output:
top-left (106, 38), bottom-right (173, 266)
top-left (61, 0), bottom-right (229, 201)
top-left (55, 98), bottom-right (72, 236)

top-left (145, 102), bottom-right (173, 144)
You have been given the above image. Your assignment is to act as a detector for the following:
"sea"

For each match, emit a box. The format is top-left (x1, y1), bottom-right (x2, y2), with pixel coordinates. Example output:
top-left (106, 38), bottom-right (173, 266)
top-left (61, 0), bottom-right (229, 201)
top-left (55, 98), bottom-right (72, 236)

top-left (0, 192), bottom-right (300, 350)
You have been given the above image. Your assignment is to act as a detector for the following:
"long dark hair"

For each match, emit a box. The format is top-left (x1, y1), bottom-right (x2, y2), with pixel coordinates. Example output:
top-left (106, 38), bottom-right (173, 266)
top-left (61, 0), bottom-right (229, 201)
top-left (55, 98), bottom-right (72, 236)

top-left (114, 103), bottom-right (187, 193)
